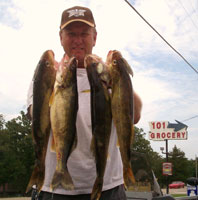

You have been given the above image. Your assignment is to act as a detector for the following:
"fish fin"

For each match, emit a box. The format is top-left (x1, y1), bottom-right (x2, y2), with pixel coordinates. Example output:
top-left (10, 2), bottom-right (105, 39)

top-left (49, 90), bottom-right (55, 106)
top-left (128, 167), bottom-right (136, 184)
top-left (26, 164), bottom-right (44, 193)
top-left (71, 132), bottom-right (77, 153)
top-left (90, 136), bottom-right (96, 158)
top-left (107, 153), bottom-right (110, 161)
top-left (91, 177), bottom-right (103, 200)
top-left (50, 169), bottom-right (74, 191)
top-left (123, 58), bottom-right (133, 76)
top-left (124, 166), bottom-right (136, 189)
top-left (116, 139), bottom-right (120, 147)
top-left (125, 64), bottom-right (133, 76)
top-left (50, 134), bottom-right (56, 152)
top-left (131, 124), bottom-right (135, 143)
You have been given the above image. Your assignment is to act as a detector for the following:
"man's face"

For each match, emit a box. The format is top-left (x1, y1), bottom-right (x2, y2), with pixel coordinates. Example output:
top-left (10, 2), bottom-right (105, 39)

top-left (60, 22), bottom-right (97, 67)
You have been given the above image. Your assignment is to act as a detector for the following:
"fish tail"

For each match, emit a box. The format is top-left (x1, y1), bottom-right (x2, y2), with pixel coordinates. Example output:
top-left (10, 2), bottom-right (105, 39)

top-left (127, 166), bottom-right (136, 184)
top-left (91, 177), bottom-right (103, 200)
top-left (50, 169), bottom-right (74, 191)
top-left (26, 165), bottom-right (44, 193)
top-left (124, 166), bottom-right (136, 189)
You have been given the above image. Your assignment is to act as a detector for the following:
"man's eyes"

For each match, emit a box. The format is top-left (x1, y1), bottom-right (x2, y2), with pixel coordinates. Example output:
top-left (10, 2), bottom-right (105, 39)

top-left (67, 32), bottom-right (89, 37)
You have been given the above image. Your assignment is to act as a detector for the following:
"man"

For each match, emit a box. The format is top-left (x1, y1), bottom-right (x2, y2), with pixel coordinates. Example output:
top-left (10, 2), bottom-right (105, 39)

top-left (27, 6), bottom-right (142, 200)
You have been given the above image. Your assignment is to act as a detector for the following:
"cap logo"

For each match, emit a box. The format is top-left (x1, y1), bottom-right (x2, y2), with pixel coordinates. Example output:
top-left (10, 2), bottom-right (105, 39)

top-left (67, 9), bottom-right (86, 18)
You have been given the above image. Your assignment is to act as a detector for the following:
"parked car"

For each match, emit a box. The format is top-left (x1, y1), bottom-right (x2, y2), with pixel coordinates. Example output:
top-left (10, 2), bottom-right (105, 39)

top-left (169, 181), bottom-right (185, 189)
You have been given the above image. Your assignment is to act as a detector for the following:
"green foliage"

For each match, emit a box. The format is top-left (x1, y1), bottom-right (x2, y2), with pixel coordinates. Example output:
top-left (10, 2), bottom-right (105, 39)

top-left (132, 126), bottom-right (163, 177)
top-left (0, 111), bottom-right (34, 194)
top-left (0, 114), bottom-right (5, 130)
top-left (168, 145), bottom-right (189, 183)
top-left (131, 127), bottom-right (164, 188)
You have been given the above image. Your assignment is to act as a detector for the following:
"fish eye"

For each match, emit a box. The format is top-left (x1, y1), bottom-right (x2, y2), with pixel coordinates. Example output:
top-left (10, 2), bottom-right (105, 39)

top-left (113, 60), bottom-right (117, 65)
top-left (46, 61), bottom-right (50, 67)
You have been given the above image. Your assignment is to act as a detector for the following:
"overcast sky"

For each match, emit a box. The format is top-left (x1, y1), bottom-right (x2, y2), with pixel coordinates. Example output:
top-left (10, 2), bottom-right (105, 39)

top-left (0, 0), bottom-right (198, 159)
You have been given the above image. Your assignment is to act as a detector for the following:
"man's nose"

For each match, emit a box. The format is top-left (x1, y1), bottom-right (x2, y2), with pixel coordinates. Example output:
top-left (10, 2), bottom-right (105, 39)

top-left (73, 34), bottom-right (83, 44)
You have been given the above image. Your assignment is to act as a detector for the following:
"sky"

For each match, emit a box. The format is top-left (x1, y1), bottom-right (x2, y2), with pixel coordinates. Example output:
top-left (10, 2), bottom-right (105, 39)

top-left (0, 0), bottom-right (198, 160)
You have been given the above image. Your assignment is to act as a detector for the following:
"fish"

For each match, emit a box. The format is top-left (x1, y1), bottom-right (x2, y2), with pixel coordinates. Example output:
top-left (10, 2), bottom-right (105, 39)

top-left (84, 54), bottom-right (112, 200)
top-left (50, 56), bottom-right (78, 191)
top-left (26, 50), bottom-right (57, 193)
top-left (106, 50), bottom-right (135, 189)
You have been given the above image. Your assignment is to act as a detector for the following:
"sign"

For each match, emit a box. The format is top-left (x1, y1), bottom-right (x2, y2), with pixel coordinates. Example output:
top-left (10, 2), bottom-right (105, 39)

top-left (148, 120), bottom-right (188, 141)
top-left (162, 162), bottom-right (172, 176)
top-left (187, 184), bottom-right (198, 196)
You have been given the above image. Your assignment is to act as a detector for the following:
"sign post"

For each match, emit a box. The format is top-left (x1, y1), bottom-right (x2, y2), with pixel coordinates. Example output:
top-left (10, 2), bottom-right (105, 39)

top-left (148, 120), bottom-right (188, 194)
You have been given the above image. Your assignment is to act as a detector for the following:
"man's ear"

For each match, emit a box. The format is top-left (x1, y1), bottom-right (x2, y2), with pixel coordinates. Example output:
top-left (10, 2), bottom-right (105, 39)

top-left (93, 31), bottom-right (97, 47)
top-left (59, 30), bottom-right (63, 46)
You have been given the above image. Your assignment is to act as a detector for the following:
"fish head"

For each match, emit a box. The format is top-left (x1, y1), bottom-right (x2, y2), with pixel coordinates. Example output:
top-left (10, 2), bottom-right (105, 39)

top-left (54, 57), bottom-right (77, 89)
top-left (63, 57), bottom-right (77, 87)
top-left (33, 50), bottom-right (57, 85)
top-left (84, 54), bottom-right (103, 70)
top-left (85, 54), bottom-right (111, 85)
top-left (41, 50), bottom-right (56, 69)
top-left (106, 50), bottom-right (133, 77)
top-left (106, 50), bottom-right (120, 81)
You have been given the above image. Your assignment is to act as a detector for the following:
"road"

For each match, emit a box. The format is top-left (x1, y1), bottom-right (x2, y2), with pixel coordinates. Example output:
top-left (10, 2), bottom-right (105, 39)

top-left (0, 187), bottom-right (188, 200)
top-left (162, 186), bottom-right (187, 195)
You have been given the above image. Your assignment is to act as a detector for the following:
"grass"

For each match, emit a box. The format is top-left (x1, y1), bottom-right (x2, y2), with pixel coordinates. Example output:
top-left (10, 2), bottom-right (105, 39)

top-left (172, 194), bottom-right (188, 197)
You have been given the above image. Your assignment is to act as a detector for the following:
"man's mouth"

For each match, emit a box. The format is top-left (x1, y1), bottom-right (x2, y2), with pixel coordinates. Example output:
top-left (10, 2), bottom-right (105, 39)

top-left (72, 47), bottom-right (84, 51)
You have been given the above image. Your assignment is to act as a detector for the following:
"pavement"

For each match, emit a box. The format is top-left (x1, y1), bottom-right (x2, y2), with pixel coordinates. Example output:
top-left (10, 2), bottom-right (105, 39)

top-left (162, 187), bottom-right (187, 195)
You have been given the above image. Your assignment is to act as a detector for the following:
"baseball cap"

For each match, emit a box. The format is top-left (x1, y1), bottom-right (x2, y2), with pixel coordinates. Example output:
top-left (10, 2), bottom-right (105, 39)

top-left (60, 6), bottom-right (96, 30)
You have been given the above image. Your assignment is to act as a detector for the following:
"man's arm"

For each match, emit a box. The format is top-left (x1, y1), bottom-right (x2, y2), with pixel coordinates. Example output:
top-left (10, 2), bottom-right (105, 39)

top-left (133, 91), bottom-right (142, 124)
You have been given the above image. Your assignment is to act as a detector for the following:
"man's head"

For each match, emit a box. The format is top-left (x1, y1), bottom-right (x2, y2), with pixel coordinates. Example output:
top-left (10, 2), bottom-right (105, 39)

top-left (59, 6), bottom-right (97, 68)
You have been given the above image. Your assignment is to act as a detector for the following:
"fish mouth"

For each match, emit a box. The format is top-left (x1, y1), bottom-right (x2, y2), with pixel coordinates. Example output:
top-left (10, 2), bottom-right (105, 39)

top-left (84, 54), bottom-right (102, 68)
top-left (106, 50), bottom-right (122, 65)
top-left (106, 50), bottom-right (114, 65)
top-left (68, 56), bottom-right (77, 66)
top-left (42, 50), bottom-right (55, 67)
top-left (55, 57), bottom-right (77, 86)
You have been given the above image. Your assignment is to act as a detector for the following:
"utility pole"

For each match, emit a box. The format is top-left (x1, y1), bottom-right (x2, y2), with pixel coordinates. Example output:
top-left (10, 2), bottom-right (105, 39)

top-left (160, 139), bottom-right (169, 194)
top-left (165, 139), bottom-right (169, 194)
top-left (196, 155), bottom-right (197, 179)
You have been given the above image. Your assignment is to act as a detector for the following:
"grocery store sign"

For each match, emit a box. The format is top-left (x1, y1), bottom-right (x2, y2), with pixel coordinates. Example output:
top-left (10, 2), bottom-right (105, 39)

top-left (148, 120), bottom-right (188, 141)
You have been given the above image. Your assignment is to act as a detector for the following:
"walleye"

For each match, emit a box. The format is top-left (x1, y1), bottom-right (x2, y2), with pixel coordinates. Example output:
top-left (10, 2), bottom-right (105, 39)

top-left (106, 50), bottom-right (135, 188)
top-left (84, 54), bottom-right (112, 200)
top-left (26, 50), bottom-right (56, 193)
top-left (50, 57), bottom-right (78, 191)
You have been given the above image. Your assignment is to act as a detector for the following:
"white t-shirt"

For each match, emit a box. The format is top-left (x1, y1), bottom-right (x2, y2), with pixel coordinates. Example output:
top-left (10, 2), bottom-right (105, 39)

top-left (27, 68), bottom-right (124, 195)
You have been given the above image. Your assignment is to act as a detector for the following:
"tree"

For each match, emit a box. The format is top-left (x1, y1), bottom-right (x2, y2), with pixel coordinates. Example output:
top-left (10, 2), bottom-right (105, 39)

top-left (132, 127), bottom-right (162, 173)
top-left (0, 111), bottom-right (34, 194)
top-left (131, 127), bottom-right (163, 187)
top-left (168, 145), bottom-right (189, 183)
top-left (0, 114), bottom-right (5, 130)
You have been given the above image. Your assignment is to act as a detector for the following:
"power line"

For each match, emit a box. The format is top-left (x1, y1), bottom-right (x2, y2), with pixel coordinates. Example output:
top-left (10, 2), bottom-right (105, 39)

top-left (189, 0), bottom-right (198, 19)
top-left (164, 0), bottom-right (198, 45)
top-left (124, 0), bottom-right (198, 75)
top-left (183, 115), bottom-right (198, 122)
top-left (177, 0), bottom-right (198, 32)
